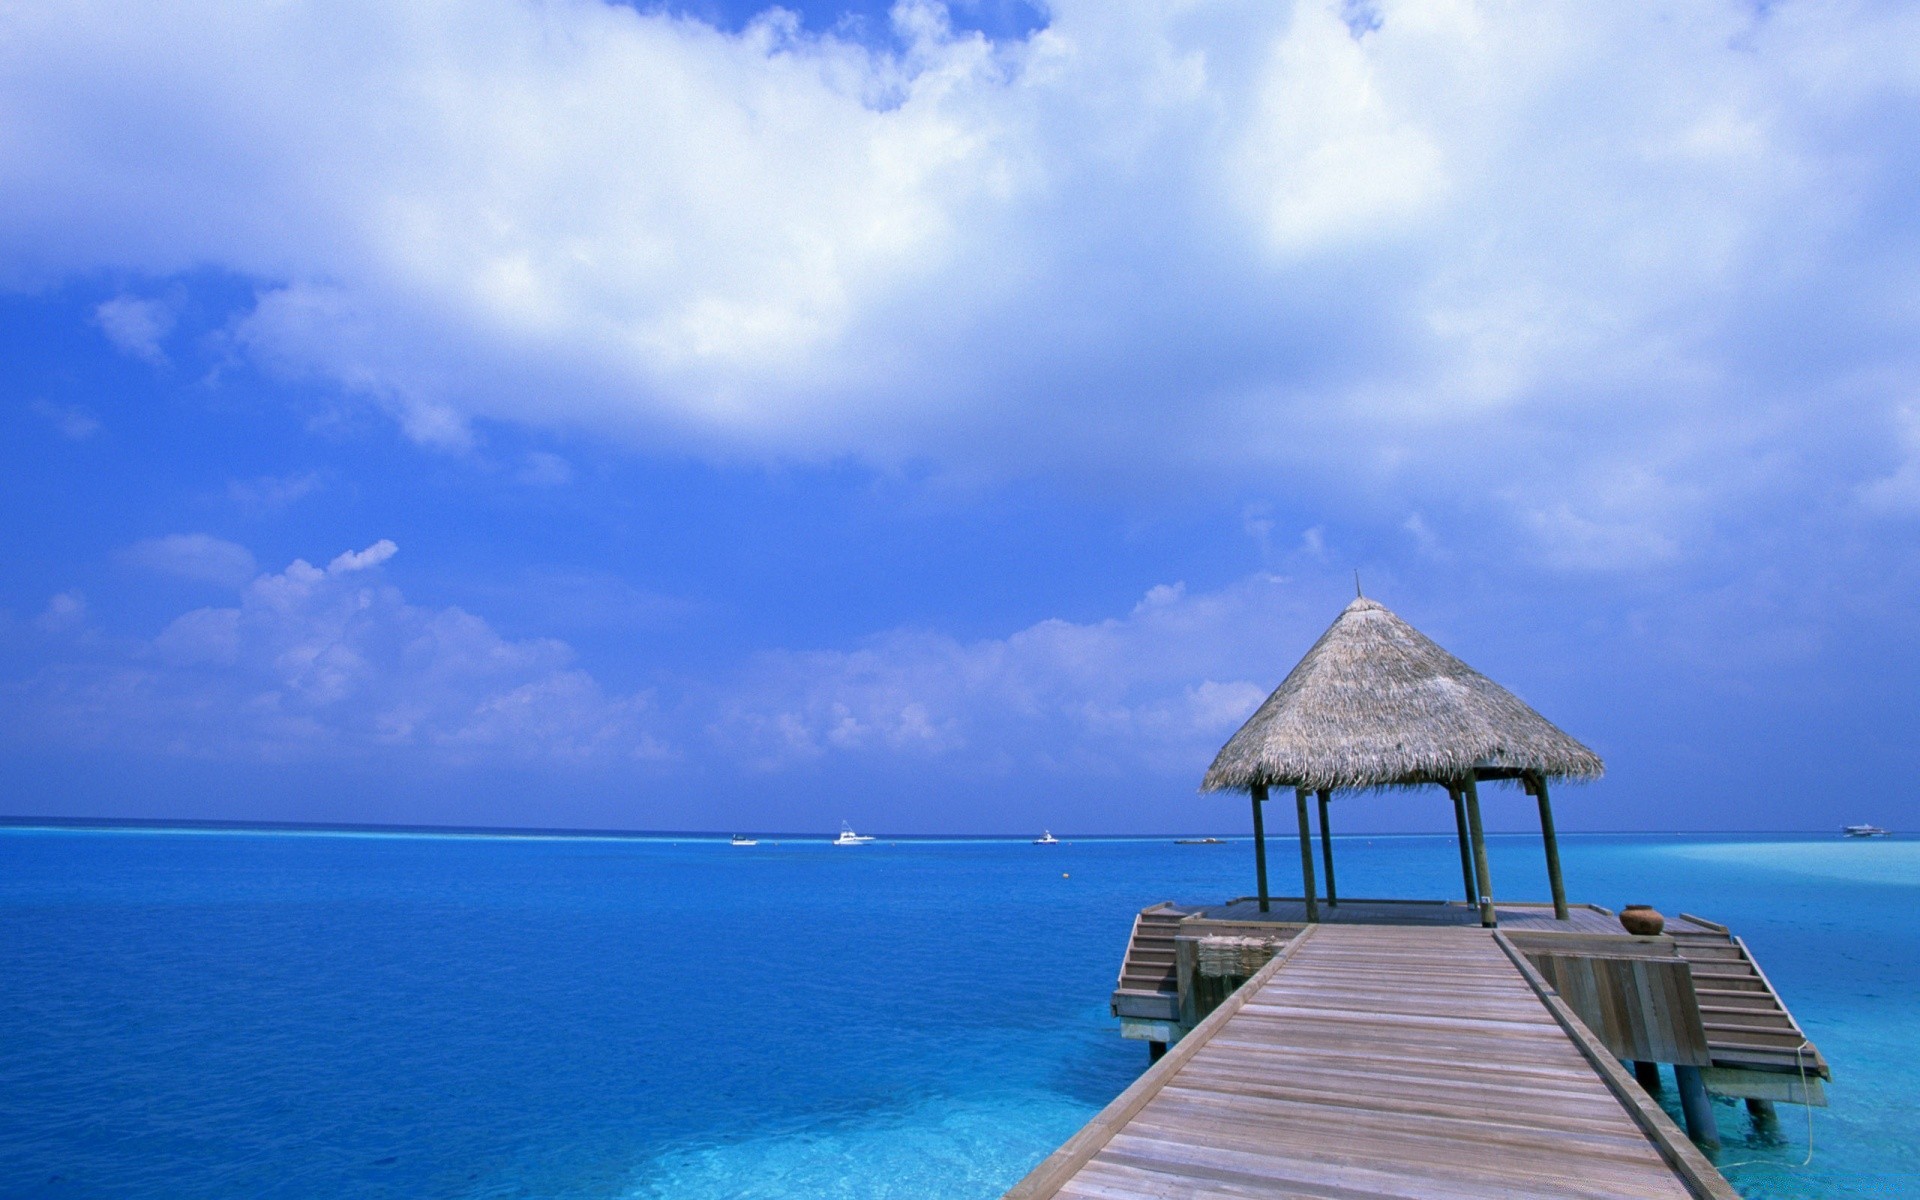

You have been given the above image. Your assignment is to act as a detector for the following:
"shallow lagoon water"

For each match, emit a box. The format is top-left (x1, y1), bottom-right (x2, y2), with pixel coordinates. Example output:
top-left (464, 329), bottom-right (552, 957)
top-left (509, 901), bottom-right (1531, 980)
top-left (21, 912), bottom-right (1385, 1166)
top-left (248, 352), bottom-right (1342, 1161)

top-left (0, 826), bottom-right (1914, 1199)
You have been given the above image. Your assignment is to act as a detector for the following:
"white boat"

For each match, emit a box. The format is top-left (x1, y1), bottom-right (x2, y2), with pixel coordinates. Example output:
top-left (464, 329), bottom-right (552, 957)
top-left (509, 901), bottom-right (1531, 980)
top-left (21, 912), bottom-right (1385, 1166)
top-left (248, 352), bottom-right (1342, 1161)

top-left (833, 821), bottom-right (875, 846)
top-left (1033, 830), bottom-right (1059, 845)
top-left (730, 834), bottom-right (758, 846)
top-left (1843, 824), bottom-right (1891, 838)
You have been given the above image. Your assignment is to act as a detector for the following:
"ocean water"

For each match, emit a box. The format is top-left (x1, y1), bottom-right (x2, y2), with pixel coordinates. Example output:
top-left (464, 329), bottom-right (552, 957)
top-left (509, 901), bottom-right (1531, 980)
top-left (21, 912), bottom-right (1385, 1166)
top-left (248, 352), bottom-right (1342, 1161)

top-left (0, 826), bottom-right (1914, 1200)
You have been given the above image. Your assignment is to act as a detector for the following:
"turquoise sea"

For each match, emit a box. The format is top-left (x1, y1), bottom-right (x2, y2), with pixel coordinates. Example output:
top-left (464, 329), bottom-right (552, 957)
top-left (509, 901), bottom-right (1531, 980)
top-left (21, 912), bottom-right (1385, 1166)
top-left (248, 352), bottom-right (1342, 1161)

top-left (1, 826), bottom-right (1915, 1199)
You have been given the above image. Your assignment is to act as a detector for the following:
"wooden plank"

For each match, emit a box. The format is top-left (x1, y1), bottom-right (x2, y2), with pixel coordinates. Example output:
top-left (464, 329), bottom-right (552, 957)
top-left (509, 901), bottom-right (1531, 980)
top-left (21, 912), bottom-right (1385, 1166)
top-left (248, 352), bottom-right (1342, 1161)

top-left (1005, 928), bottom-right (1316, 1200)
top-left (1493, 933), bottom-right (1742, 1200)
top-left (1112, 991), bottom-right (1180, 1020)
top-left (1675, 912), bottom-right (1729, 934)
top-left (1016, 924), bottom-right (1736, 1200)
top-left (1527, 953), bottom-right (1712, 1066)
top-left (1699, 1066), bottom-right (1827, 1106)
top-left (1505, 930), bottom-right (1678, 958)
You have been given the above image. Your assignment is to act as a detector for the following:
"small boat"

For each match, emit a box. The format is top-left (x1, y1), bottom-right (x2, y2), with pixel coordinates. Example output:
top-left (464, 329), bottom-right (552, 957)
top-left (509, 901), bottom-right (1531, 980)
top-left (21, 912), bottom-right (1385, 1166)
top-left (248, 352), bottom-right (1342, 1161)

top-left (1175, 837), bottom-right (1224, 845)
top-left (729, 834), bottom-right (758, 846)
top-left (1843, 824), bottom-right (1891, 838)
top-left (1033, 830), bottom-right (1059, 845)
top-left (833, 821), bottom-right (875, 846)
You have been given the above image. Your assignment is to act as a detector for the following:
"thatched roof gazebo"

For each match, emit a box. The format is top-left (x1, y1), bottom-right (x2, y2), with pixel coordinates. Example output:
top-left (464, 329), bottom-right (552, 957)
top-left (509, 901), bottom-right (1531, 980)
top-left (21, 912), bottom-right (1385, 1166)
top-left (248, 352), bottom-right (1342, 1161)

top-left (1202, 595), bottom-right (1603, 926)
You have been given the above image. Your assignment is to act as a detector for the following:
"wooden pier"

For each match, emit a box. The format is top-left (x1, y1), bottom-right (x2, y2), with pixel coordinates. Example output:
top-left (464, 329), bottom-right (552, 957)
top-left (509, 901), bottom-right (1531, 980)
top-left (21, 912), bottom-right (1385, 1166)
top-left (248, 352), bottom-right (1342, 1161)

top-left (1010, 921), bottom-right (1741, 1200)
top-left (1034, 596), bottom-right (1832, 1196)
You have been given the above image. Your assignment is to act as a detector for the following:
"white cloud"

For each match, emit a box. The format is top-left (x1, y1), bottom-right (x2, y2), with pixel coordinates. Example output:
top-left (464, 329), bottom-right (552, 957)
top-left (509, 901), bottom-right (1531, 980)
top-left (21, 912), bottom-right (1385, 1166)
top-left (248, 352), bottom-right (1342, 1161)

top-left (516, 450), bottom-right (574, 486)
top-left (0, 1), bottom-right (1917, 574)
top-left (227, 471), bottom-right (322, 513)
top-left (1861, 406), bottom-right (1920, 514)
top-left (711, 573), bottom-right (1324, 773)
top-left (29, 399), bottom-right (101, 439)
top-left (8, 541), bottom-right (665, 763)
top-left (123, 533), bottom-right (259, 588)
top-left (34, 590), bottom-right (86, 633)
top-left (327, 539), bottom-right (397, 573)
top-left (93, 293), bottom-right (176, 363)
top-left (4, 549), bottom-right (1845, 792)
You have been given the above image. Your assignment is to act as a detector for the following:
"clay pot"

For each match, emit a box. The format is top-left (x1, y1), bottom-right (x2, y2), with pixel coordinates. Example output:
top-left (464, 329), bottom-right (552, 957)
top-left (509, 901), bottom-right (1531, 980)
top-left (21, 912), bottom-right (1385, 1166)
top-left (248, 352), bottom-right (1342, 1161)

top-left (1619, 905), bottom-right (1665, 936)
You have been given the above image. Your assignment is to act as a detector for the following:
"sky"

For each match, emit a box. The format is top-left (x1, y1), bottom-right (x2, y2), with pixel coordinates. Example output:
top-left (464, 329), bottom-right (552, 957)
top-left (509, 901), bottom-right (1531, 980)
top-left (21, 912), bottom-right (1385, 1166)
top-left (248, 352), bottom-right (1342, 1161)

top-left (2, 0), bottom-right (1917, 836)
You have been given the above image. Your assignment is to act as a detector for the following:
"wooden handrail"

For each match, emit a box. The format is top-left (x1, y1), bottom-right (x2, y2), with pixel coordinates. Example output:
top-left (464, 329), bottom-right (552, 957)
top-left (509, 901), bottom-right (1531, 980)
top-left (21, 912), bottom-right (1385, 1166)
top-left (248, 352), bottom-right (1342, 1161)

top-left (1494, 932), bottom-right (1742, 1200)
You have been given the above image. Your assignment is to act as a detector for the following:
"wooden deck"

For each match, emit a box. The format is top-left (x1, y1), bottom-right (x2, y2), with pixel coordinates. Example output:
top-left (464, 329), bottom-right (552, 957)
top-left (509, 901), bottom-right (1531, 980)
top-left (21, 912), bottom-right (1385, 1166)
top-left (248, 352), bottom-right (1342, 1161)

top-left (1197, 896), bottom-right (1625, 934)
top-left (1017, 923), bottom-right (1737, 1200)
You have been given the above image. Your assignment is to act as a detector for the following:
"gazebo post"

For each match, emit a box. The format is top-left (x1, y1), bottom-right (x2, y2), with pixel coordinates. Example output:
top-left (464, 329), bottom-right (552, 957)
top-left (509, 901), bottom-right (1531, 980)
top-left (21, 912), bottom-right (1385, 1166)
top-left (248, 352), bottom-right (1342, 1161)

top-left (1316, 789), bottom-right (1337, 907)
top-left (1462, 774), bottom-right (1496, 927)
top-left (1528, 772), bottom-right (1569, 921)
top-left (1250, 783), bottom-right (1270, 913)
top-left (1294, 787), bottom-right (1319, 923)
top-left (1450, 786), bottom-right (1477, 905)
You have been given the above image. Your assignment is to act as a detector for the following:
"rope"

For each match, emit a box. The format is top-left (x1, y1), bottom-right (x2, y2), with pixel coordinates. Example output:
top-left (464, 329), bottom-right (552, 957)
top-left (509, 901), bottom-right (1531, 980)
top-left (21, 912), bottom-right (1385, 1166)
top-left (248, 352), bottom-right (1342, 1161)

top-left (1715, 1039), bottom-right (1816, 1172)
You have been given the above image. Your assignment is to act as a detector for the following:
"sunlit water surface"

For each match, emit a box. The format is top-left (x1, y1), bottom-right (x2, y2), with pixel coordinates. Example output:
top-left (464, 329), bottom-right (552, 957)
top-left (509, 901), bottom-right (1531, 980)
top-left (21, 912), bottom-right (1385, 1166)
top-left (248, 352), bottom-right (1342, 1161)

top-left (1, 827), bottom-right (1913, 1199)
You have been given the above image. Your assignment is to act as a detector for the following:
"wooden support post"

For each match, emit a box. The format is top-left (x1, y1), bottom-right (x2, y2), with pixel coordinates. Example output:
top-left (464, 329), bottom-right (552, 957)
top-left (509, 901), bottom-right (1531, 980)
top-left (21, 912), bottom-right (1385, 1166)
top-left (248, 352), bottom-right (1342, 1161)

top-left (1148, 1040), bottom-right (1166, 1064)
top-left (1250, 784), bottom-right (1270, 914)
top-left (1634, 1061), bottom-right (1664, 1092)
top-left (1674, 1065), bottom-right (1721, 1148)
top-left (1530, 772), bottom-right (1570, 921)
top-left (1316, 788), bottom-right (1337, 907)
top-left (1294, 787), bottom-right (1319, 923)
top-left (1746, 1097), bottom-right (1777, 1134)
top-left (1462, 775), bottom-right (1496, 927)
top-left (1450, 788), bottom-right (1477, 905)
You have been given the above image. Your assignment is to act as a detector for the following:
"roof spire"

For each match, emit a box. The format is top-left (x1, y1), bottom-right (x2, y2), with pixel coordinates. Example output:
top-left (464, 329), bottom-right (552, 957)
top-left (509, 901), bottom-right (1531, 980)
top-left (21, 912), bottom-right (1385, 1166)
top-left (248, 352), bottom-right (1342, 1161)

top-left (1354, 569), bottom-right (1363, 598)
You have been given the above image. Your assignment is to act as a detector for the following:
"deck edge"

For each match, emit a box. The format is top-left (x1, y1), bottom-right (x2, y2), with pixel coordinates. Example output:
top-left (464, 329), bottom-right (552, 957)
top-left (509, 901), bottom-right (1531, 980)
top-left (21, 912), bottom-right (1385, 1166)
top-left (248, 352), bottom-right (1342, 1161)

top-left (1493, 931), bottom-right (1743, 1200)
top-left (1001, 924), bottom-right (1317, 1200)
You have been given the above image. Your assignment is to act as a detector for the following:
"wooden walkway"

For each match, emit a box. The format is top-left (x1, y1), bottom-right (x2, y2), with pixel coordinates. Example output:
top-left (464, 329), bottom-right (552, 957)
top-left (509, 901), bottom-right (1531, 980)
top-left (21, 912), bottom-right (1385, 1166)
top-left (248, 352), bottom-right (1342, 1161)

top-left (1013, 924), bottom-right (1737, 1200)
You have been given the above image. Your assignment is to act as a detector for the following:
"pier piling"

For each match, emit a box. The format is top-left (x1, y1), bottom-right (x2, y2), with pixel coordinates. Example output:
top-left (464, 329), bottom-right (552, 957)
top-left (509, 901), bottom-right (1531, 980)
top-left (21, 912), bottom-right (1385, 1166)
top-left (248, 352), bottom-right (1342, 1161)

top-left (1675, 1065), bottom-right (1721, 1148)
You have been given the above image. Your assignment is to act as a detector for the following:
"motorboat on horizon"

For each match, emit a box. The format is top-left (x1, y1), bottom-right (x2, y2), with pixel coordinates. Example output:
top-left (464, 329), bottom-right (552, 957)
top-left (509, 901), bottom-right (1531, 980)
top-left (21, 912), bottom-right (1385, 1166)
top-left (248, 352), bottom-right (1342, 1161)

top-left (729, 834), bottom-right (758, 846)
top-left (833, 822), bottom-right (875, 845)
top-left (1843, 824), bottom-right (1891, 838)
top-left (1033, 830), bottom-right (1059, 845)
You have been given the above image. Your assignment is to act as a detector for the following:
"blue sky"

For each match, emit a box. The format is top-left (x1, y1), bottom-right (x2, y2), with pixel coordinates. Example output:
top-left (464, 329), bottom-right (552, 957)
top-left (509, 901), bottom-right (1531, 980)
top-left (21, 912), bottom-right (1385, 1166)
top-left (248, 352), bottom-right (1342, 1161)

top-left (2, 0), bottom-right (1917, 835)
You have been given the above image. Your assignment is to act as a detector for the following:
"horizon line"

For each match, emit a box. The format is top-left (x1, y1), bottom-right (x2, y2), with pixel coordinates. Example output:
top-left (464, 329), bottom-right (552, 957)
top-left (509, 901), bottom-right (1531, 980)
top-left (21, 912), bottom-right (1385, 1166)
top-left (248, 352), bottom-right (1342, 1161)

top-left (0, 815), bottom-right (1869, 840)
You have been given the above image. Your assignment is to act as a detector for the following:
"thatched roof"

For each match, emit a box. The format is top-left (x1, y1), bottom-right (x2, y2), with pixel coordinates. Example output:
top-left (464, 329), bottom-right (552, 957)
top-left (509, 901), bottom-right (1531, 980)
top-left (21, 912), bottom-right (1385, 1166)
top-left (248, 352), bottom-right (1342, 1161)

top-left (1202, 597), bottom-right (1603, 793)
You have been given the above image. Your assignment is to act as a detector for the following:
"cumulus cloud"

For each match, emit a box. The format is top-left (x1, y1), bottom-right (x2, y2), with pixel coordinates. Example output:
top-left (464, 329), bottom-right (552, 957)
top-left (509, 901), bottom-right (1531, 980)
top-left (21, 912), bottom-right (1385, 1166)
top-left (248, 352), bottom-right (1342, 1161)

top-left (227, 471), bottom-right (322, 514)
top-left (3, 1), bottom-right (1917, 569)
top-left (3, 557), bottom-right (1329, 778)
top-left (516, 450), bottom-right (574, 486)
top-left (327, 539), bottom-right (398, 573)
top-left (123, 533), bottom-right (259, 588)
top-left (93, 293), bottom-right (176, 363)
top-left (34, 590), bottom-right (87, 633)
top-left (710, 574), bottom-right (1323, 774)
top-left (9, 544), bottom-right (1833, 794)
top-left (7, 541), bottom-right (666, 763)
top-left (1861, 406), bottom-right (1920, 514)
top-left (29, 399), bottom-right (101, 439)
